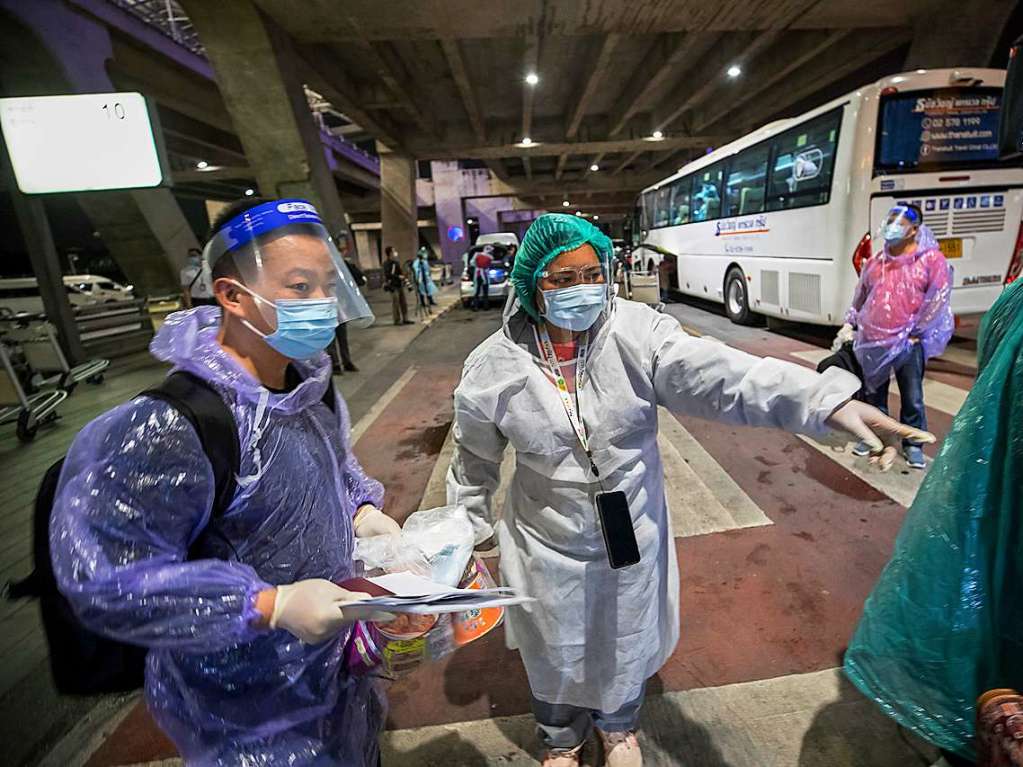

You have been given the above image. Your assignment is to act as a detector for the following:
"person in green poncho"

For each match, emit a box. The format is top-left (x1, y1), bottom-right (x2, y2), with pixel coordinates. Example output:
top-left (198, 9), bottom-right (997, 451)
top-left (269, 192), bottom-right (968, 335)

top-left (844, 279), bottom-right (1023, 764)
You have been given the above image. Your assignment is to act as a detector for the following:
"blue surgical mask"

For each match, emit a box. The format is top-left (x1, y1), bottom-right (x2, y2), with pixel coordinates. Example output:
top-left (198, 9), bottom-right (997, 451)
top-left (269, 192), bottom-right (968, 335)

top-left (234, 282), bottom-right (339, 359)
top-left (541, 284), bottom-right (608, 331)
top-left (882, 222), bottom-right (911, 244)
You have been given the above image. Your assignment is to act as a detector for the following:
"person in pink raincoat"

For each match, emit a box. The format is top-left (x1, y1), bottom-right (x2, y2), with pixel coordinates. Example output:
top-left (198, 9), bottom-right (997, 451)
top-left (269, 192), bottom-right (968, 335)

top-left (843, 203), bottom-right (953, 469)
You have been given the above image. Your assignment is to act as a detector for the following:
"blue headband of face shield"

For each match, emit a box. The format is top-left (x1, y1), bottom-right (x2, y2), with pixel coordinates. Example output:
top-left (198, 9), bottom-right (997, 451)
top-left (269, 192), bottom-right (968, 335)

top-left (202, 199), bottom-right (323, 269)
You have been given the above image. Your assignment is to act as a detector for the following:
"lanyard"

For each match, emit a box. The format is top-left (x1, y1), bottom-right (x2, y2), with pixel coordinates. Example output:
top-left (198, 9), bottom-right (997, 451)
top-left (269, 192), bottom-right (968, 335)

top-left (534, 324), bottom-right (602, 481)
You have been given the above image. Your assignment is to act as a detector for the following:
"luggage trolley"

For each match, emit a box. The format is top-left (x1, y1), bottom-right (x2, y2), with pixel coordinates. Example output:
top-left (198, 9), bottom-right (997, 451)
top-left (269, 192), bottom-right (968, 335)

top-left (4, 317), bottom-right (109, 393)
top-left (627, 245), bottom-right (666, 312)
top-left (0, 336), bottom-right (67, 443)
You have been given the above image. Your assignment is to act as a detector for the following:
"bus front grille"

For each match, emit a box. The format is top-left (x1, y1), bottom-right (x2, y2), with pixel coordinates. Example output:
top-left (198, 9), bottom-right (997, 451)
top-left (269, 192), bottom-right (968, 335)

top-left (951, 208), bottom-right (1006, 235)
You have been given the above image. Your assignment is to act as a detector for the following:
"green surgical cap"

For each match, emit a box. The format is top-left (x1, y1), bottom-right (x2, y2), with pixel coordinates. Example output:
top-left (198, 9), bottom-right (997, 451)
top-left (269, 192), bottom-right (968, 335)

top-left (511, 213), bottom-right (614, 319)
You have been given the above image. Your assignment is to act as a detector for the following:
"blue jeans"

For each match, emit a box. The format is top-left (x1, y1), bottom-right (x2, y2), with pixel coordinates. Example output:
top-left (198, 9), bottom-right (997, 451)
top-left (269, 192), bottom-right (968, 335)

top-left (530, 683), bottom-right (646, 750)
top-left (864, 343), bottom-right (926, 448)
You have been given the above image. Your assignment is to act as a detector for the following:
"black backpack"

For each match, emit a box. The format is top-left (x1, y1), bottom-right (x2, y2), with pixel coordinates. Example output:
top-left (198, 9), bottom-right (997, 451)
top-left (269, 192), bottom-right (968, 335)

top-left (7, 370), bottom-right (335, 695)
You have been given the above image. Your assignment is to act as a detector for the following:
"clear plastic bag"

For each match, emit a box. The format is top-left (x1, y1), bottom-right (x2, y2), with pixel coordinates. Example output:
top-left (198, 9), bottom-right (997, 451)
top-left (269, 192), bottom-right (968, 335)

top-left (353, 504), bottom-right (474, 587)
top-left (348, 505), bottom-right (503, 678)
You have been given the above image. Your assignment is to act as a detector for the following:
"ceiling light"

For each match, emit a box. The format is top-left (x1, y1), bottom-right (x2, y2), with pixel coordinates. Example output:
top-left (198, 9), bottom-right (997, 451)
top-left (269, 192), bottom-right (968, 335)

top-left (520, 136), bottom-right (533, 146)
top-left (651, 130), bottom-right (664, 140)
top-left (575, 210), bottom-right (583, 216)
top-left (525, 72), bottom-right (539, 86)
top-left (593, 215), bottom-right (599, 220)
top-left (562, 200), bottom-right (571, 207)
top-left (244, 188), bottom-right (255, 196)
top-left (727, 65), bottom-right (741, 78)
top-left (590, 163), bottom-right (600, 172)
top-left (196, 160), bottom-right (209, 169)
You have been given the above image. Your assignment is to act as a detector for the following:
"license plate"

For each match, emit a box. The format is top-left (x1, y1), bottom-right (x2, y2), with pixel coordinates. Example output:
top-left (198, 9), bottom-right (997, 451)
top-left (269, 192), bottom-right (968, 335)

top-left (938, 238), bottom-right (963, 259)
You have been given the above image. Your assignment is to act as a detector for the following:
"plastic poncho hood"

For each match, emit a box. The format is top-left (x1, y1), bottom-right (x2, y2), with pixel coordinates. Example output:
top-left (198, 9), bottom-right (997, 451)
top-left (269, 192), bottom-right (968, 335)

top-left (50, 305), bottom-right (386, 765)
top-left (511, 213), bottom-right (614, 320)
top-left (845, 223), bottom-right (953, 391)
top-left (843, 280), bottom-right (1023, 760)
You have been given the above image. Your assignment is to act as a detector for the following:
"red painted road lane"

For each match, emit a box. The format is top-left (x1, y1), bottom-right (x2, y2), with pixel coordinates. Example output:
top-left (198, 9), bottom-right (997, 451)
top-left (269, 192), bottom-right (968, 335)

top-left (354, 365), bottom-right (460, 525)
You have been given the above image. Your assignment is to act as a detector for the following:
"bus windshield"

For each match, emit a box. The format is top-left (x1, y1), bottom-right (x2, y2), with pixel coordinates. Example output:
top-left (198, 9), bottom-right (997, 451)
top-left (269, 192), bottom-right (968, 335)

top-left (875, 86), bottom-right (1003, 174)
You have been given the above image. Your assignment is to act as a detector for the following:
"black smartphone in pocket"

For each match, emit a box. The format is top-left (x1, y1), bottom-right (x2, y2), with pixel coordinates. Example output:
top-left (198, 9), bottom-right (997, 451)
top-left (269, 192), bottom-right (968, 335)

top-left (595, 491), bottom-right (641, 569)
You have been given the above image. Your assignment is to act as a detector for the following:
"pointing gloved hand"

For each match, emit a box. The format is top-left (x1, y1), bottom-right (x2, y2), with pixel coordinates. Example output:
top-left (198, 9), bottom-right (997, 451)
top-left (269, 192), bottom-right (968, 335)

top-left (831, 323), bottom-right (855, 352)
top-left (826, 400), bottom-right (935, 472)
top-left (353, 505), bottom-right (402, 538)
top-left (269, 579), bottom-right (395, 643)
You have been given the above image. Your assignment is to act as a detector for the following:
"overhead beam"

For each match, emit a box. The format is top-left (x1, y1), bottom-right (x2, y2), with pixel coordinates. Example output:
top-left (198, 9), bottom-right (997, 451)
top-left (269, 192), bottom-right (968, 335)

top-left (341, 15), bottom-right (439, 139)
top-left (554, 153), bottom-right (569, 180)
top-left (505, 171), bottom-right (662, 196)
top-left (691, 29), bottom-right (853, 134)
top-left (718, 27), bottom-right (912, 135)
top-left (650, 31), bottom-right (763, 133)
top-left (441, 38), bottom-right (486, 143)
top-left (612, 150), bottom-right (644, 175)
top-left (410, 134), bottom-right (722, 161)
top-left (608, 32), bottom-right (721, 137)
top-left (295, 44), bottom-right (402, 148)
top-left (648, 147), bottom-right (691, 171)
top-left (566, 33), bottom-right (622, 139)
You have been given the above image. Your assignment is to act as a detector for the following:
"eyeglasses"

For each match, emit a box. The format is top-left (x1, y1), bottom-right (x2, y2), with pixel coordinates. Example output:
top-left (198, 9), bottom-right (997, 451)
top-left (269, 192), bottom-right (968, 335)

top-left (539, 265), bottom-right (607, 288)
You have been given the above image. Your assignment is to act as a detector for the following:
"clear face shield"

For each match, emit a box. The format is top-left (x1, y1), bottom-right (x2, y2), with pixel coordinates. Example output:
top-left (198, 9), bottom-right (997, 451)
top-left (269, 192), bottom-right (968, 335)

top-left (202, 199), bottom-right (374, 330)
top-left (879, 205), bottom-right (921, 245)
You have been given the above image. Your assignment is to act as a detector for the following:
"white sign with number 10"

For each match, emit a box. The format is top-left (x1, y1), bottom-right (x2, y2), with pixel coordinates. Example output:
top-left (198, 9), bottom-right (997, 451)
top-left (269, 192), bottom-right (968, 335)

top-left (0, 92), bottom-right (164, 194)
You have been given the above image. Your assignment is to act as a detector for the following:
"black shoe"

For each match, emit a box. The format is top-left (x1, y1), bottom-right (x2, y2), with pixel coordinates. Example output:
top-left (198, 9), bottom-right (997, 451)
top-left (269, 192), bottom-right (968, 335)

top-left (343, 362), bottom-right (359, 373)
top-left (402, 320), bottom-right (414, 325)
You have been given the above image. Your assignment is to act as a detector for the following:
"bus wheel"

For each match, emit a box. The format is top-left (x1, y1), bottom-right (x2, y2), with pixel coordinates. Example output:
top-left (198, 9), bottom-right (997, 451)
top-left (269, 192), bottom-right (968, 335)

top-left (724, 267), bottom-right (757, 326)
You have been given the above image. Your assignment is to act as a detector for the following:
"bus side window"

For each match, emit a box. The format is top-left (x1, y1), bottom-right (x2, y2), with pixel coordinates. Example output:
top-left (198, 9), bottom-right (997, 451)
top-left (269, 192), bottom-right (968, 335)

top-left (766, 109), bottom-right (841, 211)
top-left (670, 177), bottom-right (691, 225)
top-left (724, 145), bottom-right (769, 217)
top-left (692, 163), bottom-right (724, 222)
top-left (654, 186), bottom-right (672, 227)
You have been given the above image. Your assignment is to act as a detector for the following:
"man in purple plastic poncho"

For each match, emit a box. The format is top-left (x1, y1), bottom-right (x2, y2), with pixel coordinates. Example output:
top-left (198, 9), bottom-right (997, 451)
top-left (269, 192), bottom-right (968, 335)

top-left (842, 203), bottom-right (953, 469)
top-left (50, 197), bottom-right (401, 766)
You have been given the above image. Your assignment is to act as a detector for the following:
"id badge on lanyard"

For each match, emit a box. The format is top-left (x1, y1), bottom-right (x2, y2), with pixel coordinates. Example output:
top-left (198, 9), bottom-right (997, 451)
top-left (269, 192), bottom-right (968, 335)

top-left (534, 324), bottom-right (640, 569)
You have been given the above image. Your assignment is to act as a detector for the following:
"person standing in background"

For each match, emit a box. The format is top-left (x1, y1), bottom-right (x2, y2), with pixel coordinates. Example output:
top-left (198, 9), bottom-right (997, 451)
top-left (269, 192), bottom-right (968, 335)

top-left (330, 237), bottom-right (365, 374)
top-left (841, 203), bottom-right (953, 469)
top-left (383, 246), bottom-right (413, 326)
top-left (471, 245), bottom-right (494, 311)
top-left (180, 247), bottom-right (216, 308)
top-left (413, 247), bottom-right (438, 308)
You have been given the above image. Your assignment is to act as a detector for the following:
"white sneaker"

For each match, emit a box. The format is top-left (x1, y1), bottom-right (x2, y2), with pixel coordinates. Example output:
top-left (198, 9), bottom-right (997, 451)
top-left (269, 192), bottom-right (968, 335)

top-left (542, 742), bottom-right (583, 767)
top-left (598, 729), bottom-right (643, 767)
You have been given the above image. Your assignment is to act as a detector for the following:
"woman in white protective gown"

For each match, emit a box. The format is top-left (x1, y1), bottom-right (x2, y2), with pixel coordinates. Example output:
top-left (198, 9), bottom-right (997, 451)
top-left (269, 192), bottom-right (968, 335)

top-left (446, 213), bottom-right (933, 767)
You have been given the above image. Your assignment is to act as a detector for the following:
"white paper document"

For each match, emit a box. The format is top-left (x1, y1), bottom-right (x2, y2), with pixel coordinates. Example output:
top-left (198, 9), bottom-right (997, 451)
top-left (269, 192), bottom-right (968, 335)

top-left (343, 571), bottom-right (533, 615)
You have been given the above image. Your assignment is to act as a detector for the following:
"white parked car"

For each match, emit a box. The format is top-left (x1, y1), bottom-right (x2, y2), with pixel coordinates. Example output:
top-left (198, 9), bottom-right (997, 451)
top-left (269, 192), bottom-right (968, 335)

top-left (64, 274), bottom-right (135, 304)
top-left (475, 232), bottom-right (520, 249)
top-left (460, 244), bottom-right (513, 308)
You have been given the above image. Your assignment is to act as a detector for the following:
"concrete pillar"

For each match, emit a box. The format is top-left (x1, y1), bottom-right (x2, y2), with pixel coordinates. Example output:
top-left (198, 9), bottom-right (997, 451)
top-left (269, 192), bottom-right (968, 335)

top-left (904, 0), bottom-right (1016, 68)
top-left (0, 0), bottom-right (198, 296)
top-left (180, 0), bottom-right (349, 235)
top-left (377, 142), bottom-right (418, 263)
top-left (431, 161), bottom-right (469, 269)
top-left (353, 230), bottom-right (377, 270)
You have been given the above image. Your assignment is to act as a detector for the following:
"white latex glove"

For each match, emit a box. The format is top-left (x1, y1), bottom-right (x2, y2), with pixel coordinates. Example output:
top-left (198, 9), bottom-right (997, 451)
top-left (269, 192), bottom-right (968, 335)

top-left (825, 400), bottom-right (935, 472)
top-left (269, 579), bottom-right (393, 643)
top-left (831, 323), bottom-right (855, 352)
top-left (354, 505), bottom-right (402, 538)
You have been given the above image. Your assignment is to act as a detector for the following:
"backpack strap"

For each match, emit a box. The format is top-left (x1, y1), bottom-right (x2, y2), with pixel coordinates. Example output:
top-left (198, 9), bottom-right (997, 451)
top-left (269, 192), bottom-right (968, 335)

top-left (142, 371), bottom-right (240, 545)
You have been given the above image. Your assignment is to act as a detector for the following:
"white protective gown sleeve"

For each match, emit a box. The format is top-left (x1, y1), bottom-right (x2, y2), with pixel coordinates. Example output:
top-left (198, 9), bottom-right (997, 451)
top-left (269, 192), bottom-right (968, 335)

top-left (650, 311), bottom-right (858, 434)
top-left (446, 299), bottom-right (859, 714)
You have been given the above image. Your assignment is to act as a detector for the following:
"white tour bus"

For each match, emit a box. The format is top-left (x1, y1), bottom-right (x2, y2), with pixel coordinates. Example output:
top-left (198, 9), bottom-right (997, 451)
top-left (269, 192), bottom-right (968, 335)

top-left (633, 67), bottom-right (1023, 325)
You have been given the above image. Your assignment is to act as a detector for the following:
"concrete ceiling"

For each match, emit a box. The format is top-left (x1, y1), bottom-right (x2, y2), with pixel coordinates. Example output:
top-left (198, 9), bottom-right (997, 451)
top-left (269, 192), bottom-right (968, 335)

top-left (252, 0), bottom-right (933, 209)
